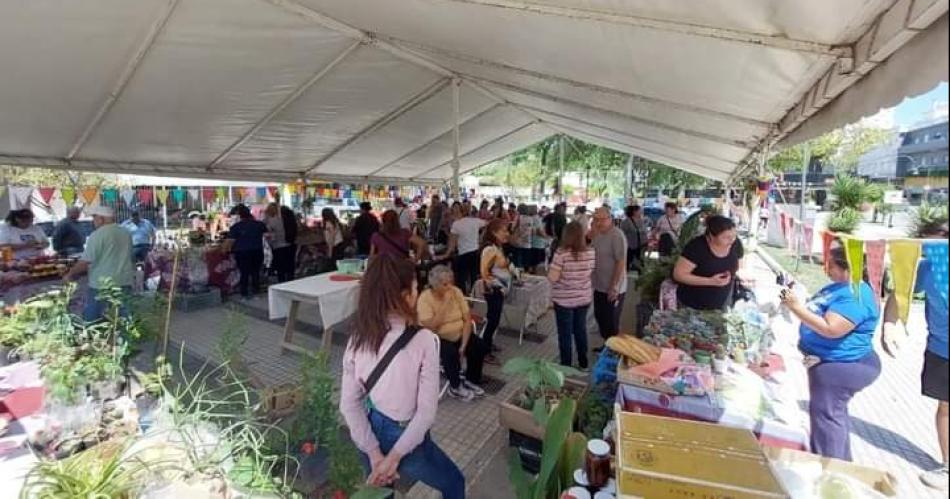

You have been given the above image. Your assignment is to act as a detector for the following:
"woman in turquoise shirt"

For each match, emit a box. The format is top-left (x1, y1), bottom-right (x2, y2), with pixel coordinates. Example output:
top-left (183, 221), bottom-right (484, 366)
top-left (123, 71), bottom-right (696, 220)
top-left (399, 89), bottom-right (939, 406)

top-left (781, 245), bottom-right (881, 461)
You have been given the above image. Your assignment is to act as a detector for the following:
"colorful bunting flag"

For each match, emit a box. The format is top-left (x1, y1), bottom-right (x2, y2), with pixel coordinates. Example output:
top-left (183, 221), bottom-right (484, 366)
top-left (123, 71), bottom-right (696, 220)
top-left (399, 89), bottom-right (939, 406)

top-left (61, 187), bottom-right (76, 206)
top-left (202, 188), bottom-right (215, 203)
top-left (121, 189), bottom-right (136, 206)
top-left (267, 186), bottom-right (278, 201)
top-left (889, 240), bottom-right (922, 323)
top-left (156, 188), bottom-right (169, 205)
top-left (821, 231), bottom-right (836, 272)
top-left (865, 240), bottom-right (887, 304)
top-left (215, 187), bottom-right (227, 201)
top-left (257, 187), bottom-right (268, 201)
top-left (802, 223), bottom-right (814, 255)
top-left (188, 188), bottom-right (201, 203)
top-left (137, 187), bottom-right (153, 205)
top-left (102, 188), bottom-right (118, 205)
top-left (81, 187), bottom-right (99, 205)
top-left (922, 241), bottom-right (949, 305)
top-left (38, 187), bottom-right (56, 205)
top-left (11, 187), bottom-right (34, 209)
top-left (842, 237), bottom-right (865, 295)
top-left (172, 188), bottom-right (186, 204)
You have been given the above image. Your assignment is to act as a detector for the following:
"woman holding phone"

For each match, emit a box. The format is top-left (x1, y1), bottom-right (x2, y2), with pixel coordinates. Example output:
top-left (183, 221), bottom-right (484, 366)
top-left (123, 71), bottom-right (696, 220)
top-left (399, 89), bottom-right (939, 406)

top-left (672, 215), bottom-right (744, 311)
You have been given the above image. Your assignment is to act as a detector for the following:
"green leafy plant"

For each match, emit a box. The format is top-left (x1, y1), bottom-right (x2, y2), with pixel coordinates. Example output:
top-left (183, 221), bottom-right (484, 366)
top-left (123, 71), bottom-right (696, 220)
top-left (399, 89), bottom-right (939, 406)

top-left (327, 433), bottom-right (366, 496)
top-left (508, 399), bottom-right (581, 499)
top-left (503, 357), bottom-right (582, 425)
top-left (830, 175), bottom-right (868, 211)
top-left (637, 210), bottom-right (704, 301)
top-left (827, 207), bottom-right (862, 234)
top-left (577, 384), bottom-right (613, 439)
top-left (20, 440), bottom-right (151, 498)
top-left (910, 203), bottom-right (949, 237)
top-left (289, 352), bottom-right (338, 450)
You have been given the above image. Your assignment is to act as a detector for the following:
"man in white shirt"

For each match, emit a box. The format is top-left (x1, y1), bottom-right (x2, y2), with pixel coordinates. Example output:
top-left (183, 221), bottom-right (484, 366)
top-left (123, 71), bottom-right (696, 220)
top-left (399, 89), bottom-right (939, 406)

top-left (395, 197), bottom-right (413, 230)
top-left (443, 211), bottom-right (487, 294)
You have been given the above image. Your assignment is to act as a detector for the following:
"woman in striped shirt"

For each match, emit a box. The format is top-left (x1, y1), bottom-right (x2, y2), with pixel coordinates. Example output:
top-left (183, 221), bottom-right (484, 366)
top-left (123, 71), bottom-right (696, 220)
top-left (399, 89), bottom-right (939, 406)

top-left (548, 221), bottom-right (596, 369)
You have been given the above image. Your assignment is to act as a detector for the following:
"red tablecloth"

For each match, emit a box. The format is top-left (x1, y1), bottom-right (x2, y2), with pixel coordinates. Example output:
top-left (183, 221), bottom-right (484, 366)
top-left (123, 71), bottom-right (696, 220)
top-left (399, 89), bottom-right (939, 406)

top-left (145, 248), bottom-right (238, 295)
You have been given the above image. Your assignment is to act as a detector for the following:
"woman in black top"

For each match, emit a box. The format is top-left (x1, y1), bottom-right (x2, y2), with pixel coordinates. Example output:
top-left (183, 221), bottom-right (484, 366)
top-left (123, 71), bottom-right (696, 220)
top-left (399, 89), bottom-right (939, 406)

top-left (672, 215), bottom-right (744, 310)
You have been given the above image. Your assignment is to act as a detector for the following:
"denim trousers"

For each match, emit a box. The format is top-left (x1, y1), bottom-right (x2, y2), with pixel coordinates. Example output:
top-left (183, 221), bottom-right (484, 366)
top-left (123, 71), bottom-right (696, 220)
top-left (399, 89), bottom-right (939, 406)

top-left (84, 285), bottom-right (132, 323)
top-left (358, 409), bottom-right (465, 499)
top-left (808, 351), bottom-right (881, 461)
top-left (554, 303), bottom-right (590, 369)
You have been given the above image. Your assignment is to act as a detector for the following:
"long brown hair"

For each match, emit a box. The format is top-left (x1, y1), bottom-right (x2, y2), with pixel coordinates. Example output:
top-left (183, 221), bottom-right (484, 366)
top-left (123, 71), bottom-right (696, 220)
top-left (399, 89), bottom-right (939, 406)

top-left (482, 218), bottom-right (508, 248)
top-left (380, 209), bottom-right (401, 236)
top-left (353, 254), bottom-right (418, 354)
top-left (560, 221), bottom-right (587, 259)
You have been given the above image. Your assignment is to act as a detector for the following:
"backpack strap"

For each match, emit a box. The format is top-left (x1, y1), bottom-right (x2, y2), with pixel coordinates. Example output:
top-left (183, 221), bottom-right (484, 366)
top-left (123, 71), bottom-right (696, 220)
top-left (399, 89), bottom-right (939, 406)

top-left (362, 325), bottom-right (421, 395)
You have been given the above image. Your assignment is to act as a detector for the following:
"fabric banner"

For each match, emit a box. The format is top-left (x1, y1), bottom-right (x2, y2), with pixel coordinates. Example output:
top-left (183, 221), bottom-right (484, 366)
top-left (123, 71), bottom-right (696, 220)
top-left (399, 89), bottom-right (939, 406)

top-left (156, 188), bottom-right (169, 206)
top-left (865, 240), bottom-right (887, 304)
top-left (121, 189), bottom-right (136, 206)
top-left (889, 240), bottom-right (922, 323)
top-left (215, 187), bottom-right (227, 201)
top-left (821, 231), bottom-right (836, 272)
top-left (802, 223), bottom-right (815, 256)
top-left (188, 188), bottom-right (201, 203)
top-left (11, 187), bottom-right (34, 209)
top-left (37, 187), bottom-right (56, 205)
top-left (81, 187), bottom-right (98, 205)
top-left (61, 187), bottom-right (76, 206)
top-left (137, 188), bottom-right (153, 205)
top-left (843, 237), bottom-right (865, 294)
top-left (102, 188), bottom-right (118, 205)
top-left (921, 241), bottom-right (949, 304)
top-left (257, 187), bottom-right (268, 201)
top-left (172, 188), bottom-right (186, 204)
top-left (202, 188), bottom-right (215, 203)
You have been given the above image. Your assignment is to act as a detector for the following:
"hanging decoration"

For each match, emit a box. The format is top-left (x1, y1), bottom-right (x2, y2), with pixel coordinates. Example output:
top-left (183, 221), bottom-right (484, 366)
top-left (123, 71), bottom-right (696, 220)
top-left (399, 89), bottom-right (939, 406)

top-left (137, 187), bottom-right (154, 205)
top-left (81, 187), bottom-right (99, 205)
top-left (257, 187), bottom-right (268, 202)
top-left (202, 188), bottom-right (216, 203)
top-left (38, 187), bottom-right (57, 205)
top-left (156, 188), bottom-right (169, 206)
top-left (842, 237), bottom-right (865, 295)
top-left (102, 188), bottom-right (118, 205)
top-left (821, 231), bottom-right (836, 272)
top-left (12, 187), bottom-right (34, 209)
top-left (61, 187), bottom-right (77, 206)
top-left (889, 239), bottom-right (922, 324)
top-left (172, 188), bottom-right (186, 204)
top-left (121, 189), bottom-right (136, 206)
top-left (215, 187), bottom-right (227, 201)
top-left (188, 188), bottom-right (201, 203)
top-left (921, 240), bottom-right (949, 304)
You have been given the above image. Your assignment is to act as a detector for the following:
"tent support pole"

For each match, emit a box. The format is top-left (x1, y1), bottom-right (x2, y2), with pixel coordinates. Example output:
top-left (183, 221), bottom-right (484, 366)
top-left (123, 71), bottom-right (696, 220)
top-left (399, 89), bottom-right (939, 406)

top-left (796, 143), bottom-right (811, 273)
top-left (452, 78), bottom-right (461, 200)
top-left (558, 135), bottom-right (564, 204)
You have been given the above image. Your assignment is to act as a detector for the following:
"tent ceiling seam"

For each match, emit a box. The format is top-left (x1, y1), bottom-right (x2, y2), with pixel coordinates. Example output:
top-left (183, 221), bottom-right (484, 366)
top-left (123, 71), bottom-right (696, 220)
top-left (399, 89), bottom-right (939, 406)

top-left (440, 0), bottom-right (852, 57)
top-left (207, 39), bottom-right (364, 171)
top-left (304, 78), bottom-right (451, 176)
top-left (382, 34), bottom-right (771, 127)
top-left (65, 0), bottom-right (181, 161)
top-left (413, 120), bottom-right (540, 177)
top-left (365, 103), bottom-right (504, 177)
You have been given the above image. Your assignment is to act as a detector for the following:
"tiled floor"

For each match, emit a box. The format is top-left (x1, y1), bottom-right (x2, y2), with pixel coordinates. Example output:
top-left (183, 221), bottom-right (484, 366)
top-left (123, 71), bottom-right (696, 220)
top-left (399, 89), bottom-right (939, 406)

top-left (166, 253), bottom-right (947, 498)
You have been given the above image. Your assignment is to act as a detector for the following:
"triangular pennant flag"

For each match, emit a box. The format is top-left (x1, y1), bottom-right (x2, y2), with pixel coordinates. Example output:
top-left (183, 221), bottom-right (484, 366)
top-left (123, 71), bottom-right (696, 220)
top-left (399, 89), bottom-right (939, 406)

top-left (842, 237), bottom-right (865, 293)
top-left (188, 188), bottom-right (201, 203)
top-left (80, 187), bottom-right (98, 205)
top-left (12, 187), bottom-right (34, 209)
top-left (137, 187), bottom-right (153, 205)
top-left (889, 240), bottom-right (922, 323)
top-left (156, 188), bottom-right (169, 205)
top-left (257, 187), bottom-right (268, 201)
top-left (38, 187), bottom-right (56, 205)
top-left (202, 188), bottom-right (215, 203)
top-left (922, 240), bottom-right (949, 305)
top-left (215, 187), bottom-right (227, 201)
top-left (267, 186), bottom-right (278, 201)
top-left (802, 223), bottom-right (814, 255)
top-left (286, 184), bottom-right (298, 196)
top-left (172, 188), bottom-right (186, 204)
top-left (865, 240), bottom-right (887, 305)
top-left (121, 189), bottom-right (136, 206)
top-left (102, 188), bottom-right (118, 205)
top-left (821, 231), bottom-right (836, 273)
top-left (236, 187), bottom-right (249, 201)
top-left (61, 187), bottom-right (76, 206)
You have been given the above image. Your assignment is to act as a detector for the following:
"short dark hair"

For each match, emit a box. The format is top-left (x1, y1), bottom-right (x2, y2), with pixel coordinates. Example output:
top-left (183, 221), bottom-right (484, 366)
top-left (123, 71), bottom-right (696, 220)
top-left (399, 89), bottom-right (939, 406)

top-left (624, 205), bottom-right (640, 218)
top-left (828, 245), bottom-right (850, 272)
top-left (359, 202), bottom-right (372, 211)
top-left (704, 215), bottom-right (736, 237)
top-left (664, 202), bottom-right (679, 212)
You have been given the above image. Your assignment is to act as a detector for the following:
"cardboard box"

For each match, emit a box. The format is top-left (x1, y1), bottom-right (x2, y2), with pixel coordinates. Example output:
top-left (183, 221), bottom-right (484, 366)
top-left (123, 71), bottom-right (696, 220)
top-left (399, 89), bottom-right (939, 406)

top-left (763, 446), bottom-right (897, 497)
top-left (616, 412), bottom-right (788, 498)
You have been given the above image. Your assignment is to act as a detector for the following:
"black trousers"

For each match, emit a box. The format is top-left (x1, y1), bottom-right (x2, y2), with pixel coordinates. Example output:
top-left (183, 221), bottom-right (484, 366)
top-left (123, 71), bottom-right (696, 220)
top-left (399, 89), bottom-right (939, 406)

top-left (234, 250), bottom-right (264, 297)
top-left (626, 247), bottom-right (643, 271)
top-left (271, 245), bottom-right (297, 283)
top-left (453, 250), bottom-right (480, 295)
top-left (440, 336), bottom-right (486, 388)
top-left (483, 288), bottom-right (504, 350)
top-left (593, 290), bottom-right (626, 340)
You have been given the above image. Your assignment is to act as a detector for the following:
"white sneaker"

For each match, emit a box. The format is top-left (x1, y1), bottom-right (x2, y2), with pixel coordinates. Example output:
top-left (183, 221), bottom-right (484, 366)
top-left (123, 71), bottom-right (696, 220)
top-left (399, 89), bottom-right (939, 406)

top-left (462, 380), bottom-right (486, 397)
top-left (921, 465), bottom-right (949, 491)
top-left (447, 386), bottom-right (475, 402)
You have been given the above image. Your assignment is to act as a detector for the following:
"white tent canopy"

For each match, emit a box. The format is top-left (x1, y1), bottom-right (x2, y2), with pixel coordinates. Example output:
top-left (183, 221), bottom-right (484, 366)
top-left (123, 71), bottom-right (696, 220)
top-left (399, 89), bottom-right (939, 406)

top-left (1, 0), bottom-right (947, 186)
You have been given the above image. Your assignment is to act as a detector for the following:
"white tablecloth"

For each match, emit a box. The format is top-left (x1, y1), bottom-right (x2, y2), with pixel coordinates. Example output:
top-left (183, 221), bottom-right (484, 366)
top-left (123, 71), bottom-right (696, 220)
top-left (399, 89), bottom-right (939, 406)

top-left (508, 275), bottom-right (552, 327)
top-left (267, 273), bottom-right (360, 330)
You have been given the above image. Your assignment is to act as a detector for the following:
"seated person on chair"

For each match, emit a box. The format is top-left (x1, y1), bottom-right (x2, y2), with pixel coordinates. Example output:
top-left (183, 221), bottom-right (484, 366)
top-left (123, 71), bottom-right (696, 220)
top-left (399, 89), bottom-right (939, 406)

top-left (417, 264), bottom-right (488, 402)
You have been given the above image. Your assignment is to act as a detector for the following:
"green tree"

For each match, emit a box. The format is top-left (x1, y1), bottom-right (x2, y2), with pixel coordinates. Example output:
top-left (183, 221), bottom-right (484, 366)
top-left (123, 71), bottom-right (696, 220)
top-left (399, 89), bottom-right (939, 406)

top-left (0, 165), bottom-right (115, 189)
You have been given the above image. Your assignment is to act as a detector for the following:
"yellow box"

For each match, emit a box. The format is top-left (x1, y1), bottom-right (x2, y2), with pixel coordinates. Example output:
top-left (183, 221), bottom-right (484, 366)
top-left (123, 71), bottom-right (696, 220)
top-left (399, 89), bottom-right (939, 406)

top-left (763, 446), bottom-right (897, 497)
top-left (617, 412), bottom-right (788, 499)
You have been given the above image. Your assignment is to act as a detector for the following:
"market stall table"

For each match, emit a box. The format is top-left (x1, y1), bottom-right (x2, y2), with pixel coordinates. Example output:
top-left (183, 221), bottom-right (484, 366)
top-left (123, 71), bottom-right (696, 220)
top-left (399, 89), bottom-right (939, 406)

top-left (268, 273), bottom-right (360, 354)
top-left (473, 274), bottom-right (552, 344)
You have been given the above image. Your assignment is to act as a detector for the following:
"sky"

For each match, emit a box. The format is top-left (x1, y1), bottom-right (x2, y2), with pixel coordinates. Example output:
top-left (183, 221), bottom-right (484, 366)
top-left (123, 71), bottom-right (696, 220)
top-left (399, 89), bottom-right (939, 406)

top-left (865, 82), bottom-right (949, 130)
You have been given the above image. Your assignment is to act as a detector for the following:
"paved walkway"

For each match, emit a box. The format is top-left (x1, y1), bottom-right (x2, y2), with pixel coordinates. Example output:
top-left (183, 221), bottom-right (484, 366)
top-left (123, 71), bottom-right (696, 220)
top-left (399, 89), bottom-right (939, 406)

top-left (166, 251), bottom-right (945, 498)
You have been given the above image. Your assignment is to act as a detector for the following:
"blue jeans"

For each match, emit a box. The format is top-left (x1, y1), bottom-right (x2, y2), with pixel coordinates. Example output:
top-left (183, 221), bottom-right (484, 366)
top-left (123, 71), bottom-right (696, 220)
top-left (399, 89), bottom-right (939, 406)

top-left (555, 303), bottom-right (590, 369)
top-left (359, 409), bottom-right (465, 499)
top-left (84, 285), bottom-right (131, 322)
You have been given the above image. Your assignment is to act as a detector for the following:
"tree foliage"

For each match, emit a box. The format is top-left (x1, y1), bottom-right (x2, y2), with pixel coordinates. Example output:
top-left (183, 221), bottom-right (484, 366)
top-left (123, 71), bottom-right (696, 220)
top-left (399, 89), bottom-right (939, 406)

top-left (0, 165), bottom-right (115, 188)
top-left (766, 125), bottom-right (891, 174)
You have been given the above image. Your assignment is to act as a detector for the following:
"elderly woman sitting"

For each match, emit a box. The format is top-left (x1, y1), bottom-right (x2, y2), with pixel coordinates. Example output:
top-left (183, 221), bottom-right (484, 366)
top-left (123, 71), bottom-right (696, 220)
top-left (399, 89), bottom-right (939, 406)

top-left (417, 265), bottom-right (488, 402)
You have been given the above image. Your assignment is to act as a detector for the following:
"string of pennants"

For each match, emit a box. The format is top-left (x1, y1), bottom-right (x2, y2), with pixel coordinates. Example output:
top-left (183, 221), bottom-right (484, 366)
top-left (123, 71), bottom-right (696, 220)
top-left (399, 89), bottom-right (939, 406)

top-left (774, 206), bottom-right (948, 324)
top-left (1, 183), bottom-right (428, 210)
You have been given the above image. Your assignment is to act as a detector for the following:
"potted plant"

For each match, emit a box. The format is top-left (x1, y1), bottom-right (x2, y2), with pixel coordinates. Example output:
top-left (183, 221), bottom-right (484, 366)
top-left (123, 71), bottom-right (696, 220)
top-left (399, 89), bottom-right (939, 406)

top-left (508, 399), bottom-right (588, 499)
top-left (499, 357), bottom-right (587, 440)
